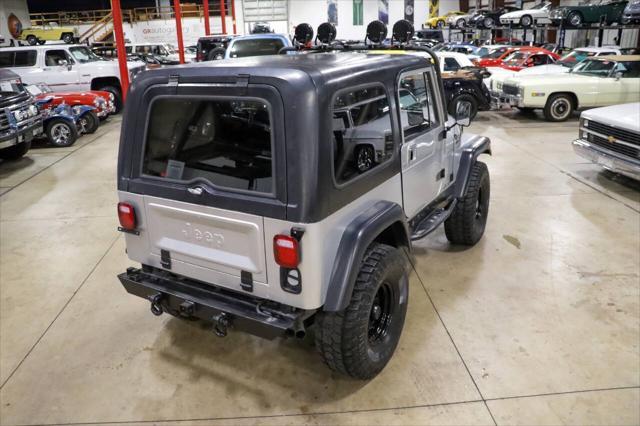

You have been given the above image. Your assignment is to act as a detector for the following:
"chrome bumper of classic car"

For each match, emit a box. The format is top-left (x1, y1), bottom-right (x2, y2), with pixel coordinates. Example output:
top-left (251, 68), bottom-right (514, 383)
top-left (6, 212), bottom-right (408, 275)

top-left (490, 91), bottom-right (524, 109)
top-left (573, 138), bottom-right (640, 180)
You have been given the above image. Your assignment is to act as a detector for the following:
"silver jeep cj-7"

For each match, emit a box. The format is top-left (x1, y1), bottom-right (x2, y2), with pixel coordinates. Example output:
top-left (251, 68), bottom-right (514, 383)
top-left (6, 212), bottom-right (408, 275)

top-left (116, 20), bottom-right (492, 379)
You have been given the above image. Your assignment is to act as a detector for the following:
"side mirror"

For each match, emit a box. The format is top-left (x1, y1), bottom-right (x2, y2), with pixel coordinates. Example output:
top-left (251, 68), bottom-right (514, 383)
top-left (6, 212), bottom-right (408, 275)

top-left (455, 100), bottom-right (472, 127)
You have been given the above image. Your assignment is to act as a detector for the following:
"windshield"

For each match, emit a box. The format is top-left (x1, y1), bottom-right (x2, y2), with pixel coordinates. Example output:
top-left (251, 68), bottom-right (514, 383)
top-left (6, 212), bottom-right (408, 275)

top-left (558, 50), bottom-right (597, 67)
top-left (69, 46), bottom-right (102, 63)
top-left (0, 78), bottom-right (25, 100)
top-left (572, 59), bottom-right (615, 76)
top-left (486, 47), bottom-right (510, 59)
top-left (531, 2), bottom-right (549, 9)
top-left (229, 38), bottom-right (285, 58)
top-left (503, 51), bottom-right (529, 65)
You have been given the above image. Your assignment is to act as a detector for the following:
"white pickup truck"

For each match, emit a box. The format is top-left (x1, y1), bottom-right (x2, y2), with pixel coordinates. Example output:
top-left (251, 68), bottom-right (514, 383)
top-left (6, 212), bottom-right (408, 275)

top-left (0, 45), bottom-right (145, 112)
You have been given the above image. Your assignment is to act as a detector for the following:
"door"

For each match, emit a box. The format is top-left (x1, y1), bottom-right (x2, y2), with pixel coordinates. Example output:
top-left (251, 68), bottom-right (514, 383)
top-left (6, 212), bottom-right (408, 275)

top-left (597, 60), bottom-right (640, 105)
top-left (42, 49), bottom-right (79, 91)
top-left (399, 68), bottom-right (447, 219)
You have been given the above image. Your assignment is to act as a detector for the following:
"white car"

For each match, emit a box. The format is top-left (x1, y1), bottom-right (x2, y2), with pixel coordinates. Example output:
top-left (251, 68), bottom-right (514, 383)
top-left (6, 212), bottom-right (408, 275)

top-left (436, 52), bottom-right (475, 71)
top-left (0, 45), bottom-right (145, 112)
top-left (125, 43), bottom-right (195, 63)
top-left (573, 102), bottom-right (640, 180)
top-left (498, 55), bottom-right (640, 121)
top-left (447, 12), bottom-right (475, 28)
top-left (500, 2), bottom-right (553, 27)
top-left (488, 47), bottom-right (626, 97)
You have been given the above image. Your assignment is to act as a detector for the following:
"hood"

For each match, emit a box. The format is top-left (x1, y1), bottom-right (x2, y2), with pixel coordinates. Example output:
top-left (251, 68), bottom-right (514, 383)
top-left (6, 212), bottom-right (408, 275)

top-left (48, 91), bottom-right (97, 99)
top-left (518, 63), bottom-right (569, 75)
top-left (504, 72), bottom-right (593, 87)
top-left (581, 103), bottom-right (640, 132)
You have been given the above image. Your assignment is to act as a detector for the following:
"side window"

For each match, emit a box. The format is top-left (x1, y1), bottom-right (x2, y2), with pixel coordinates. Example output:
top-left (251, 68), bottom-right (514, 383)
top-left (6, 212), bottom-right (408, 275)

top-left (443, 57), bottom-right (460, 71)
top-left (398, 69), bottom-right (440, 140)
top-left (44, 50), bottom-right (68, 66)
top-left (331, 85), bottom-right (394, 183)
top-left (13, 51), bottom-right (37, 67)
top-left (0, 52), bottom-right (13, 67)
top-left (614, 61), bottom-right (640, 78)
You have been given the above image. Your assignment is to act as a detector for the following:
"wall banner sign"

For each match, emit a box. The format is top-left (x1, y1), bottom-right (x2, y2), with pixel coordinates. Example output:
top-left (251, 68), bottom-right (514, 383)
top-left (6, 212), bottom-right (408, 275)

top-left (378, 0), bottom-right (389, 24)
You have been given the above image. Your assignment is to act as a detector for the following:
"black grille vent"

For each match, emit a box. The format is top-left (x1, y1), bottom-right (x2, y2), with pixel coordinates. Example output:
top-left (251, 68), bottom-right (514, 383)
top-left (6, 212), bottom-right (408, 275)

top-left (502, 84), bottom-right (519, 96)
top-left (588, 133), bottom-right (640, 159)
top-left (587, 120), bottom-right (640, 147)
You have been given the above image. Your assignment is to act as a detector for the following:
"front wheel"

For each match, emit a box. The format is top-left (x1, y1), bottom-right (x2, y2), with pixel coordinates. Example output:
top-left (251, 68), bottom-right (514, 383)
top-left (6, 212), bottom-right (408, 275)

top-left (543, 93), bottom-right (574, 122)
top-left (78, 111), bottom-right (99, 134)
top-left (37, 39), bottom-right (46, 45)
top-left (46, 118), bottom-right (78, 147)
top-left (355, 145), bottom-right (375, 173)
top-left (62, 33), bottom-right (74, 43)
top-left (520, 15), bottom-right (533, 27)
top-left (26, 35), bottom-right (37, 45)
top-left (484, 17), bottom-right (495, 28)
top-left (445, 161), bottom-right (490, 246)
top-left (207, 47), bottom-right (226, 61)
top-left (97, 85), bottom-right (122, 113)
top-left (568, 11), bottom-right (583, 26)
top-left (436, 20), bottom-right (445, 28)
top-left (456, 19), bottom-right (466, 28)
top-left (0, 141), bottom-right (31, 161)
top-left (315, 243), bottom-right (408, 379)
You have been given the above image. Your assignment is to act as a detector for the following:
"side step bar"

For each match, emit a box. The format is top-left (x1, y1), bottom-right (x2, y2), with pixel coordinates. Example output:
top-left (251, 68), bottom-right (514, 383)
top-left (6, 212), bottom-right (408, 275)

top-left (410, 199), bottom-right (457, 241)
top-left (118, 267), bottom-right (307, 340)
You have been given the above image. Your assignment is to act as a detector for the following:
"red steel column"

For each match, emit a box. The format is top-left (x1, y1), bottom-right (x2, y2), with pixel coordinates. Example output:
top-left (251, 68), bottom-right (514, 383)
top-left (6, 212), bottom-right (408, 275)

top-left (173, 0), bottom-right (185, 63)
top-left (231, 0), bottom-right (237, 34)
top-left (203, 0), bottom-right (211, 35)
top-left (111, 0), bottom-right (129, 102)
top-left (220, 0), bottom-right (227, 34)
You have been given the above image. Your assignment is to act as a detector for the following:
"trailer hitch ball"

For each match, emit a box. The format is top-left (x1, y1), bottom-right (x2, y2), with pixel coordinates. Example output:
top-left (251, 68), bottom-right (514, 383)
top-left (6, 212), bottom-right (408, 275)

top-left (212, 313), bottom-right (231, 337)
top-left (149, 293), bottom-right (163, 316)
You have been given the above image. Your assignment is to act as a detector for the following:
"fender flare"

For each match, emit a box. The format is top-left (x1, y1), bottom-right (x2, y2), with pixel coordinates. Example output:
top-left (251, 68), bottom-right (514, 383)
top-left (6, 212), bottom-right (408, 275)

top-left (454, 135), bottom-right (492, 198)
top-left (323, 201), bottom-right (410, 312)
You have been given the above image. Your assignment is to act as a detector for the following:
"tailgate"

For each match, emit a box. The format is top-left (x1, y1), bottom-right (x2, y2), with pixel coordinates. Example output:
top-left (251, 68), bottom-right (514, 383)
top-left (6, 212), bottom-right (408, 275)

top-left (143, 195), bottom-right (268, 283)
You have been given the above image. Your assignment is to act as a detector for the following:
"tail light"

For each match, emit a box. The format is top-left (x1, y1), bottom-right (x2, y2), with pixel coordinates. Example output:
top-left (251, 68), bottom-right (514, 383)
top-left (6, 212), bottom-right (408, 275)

top-left (273, 235), bottom-right (300, 268)
top-left (117, 202), bottom-right (137, 231)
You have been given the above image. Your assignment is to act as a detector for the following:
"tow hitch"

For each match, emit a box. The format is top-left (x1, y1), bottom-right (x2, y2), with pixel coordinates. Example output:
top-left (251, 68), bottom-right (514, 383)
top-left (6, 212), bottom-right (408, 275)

top-left (149, 293), bottom-right (163, 316)
top-left (212, 313), bottom-right (232, 337)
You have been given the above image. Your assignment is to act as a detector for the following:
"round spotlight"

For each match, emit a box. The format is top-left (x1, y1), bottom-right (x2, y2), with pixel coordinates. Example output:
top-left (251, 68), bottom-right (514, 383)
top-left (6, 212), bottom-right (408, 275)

top-left (294, 23), bottom-right (314, 44)
top-left (317, 22), bottom-right (337, 44)
top-left (392, 19), bottom-right (414, 43)
top-left (366, 20), bottom-right (388, 44)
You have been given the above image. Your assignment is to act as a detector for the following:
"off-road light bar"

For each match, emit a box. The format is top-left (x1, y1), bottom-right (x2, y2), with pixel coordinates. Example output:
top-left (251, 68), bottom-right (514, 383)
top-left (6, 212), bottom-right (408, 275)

top-left (317, 22), bottom-right (337, 44)
top-left (294, 23), bottom-right (314, 44)
top-left (366, 20), bottom-right (388, 44)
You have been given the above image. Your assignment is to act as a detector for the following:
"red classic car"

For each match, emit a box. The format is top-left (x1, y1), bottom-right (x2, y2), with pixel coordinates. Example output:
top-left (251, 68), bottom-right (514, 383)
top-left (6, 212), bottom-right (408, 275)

top-left (25, 83), bottom-right (115, 118)
top-left (474, 46), bottom-right (558, 68)
top-left (498, 48), bottom-right (560, 71)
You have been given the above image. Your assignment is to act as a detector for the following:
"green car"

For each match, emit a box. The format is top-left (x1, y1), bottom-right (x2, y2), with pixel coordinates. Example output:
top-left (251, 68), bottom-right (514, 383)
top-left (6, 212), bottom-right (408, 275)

top-left (549, 0), bottom-right (628, 26)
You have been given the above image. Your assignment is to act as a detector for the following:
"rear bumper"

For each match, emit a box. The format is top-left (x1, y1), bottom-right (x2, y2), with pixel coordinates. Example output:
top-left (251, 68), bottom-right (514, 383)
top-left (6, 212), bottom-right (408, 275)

top-left (573, 138), bottom-right (640, 181)
top-left (118, 267), bottom-right (310, 339)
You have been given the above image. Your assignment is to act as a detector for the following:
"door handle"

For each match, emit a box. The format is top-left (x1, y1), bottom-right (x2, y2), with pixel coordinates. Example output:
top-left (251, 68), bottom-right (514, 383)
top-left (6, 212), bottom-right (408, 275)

top-left (409, 146), bottom-right (416, 161)
top-left (187, 186), bottom-right (203, 196)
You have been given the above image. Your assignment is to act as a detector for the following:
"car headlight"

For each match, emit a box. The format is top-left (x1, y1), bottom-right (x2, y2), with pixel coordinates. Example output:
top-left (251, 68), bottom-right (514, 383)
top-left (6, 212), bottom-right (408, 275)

top-left (497, 81), bottom-right (503, 90)
top-left (13, 110), bottom-right (25, 121)
top-left (72, 106), bottom-right (83, 115)
top-left (109, 93), bottom-right (114, 101)
top-left (29, 105), bottom-right (38, 116)
top-left (583, 119), bottom-right (589, 128)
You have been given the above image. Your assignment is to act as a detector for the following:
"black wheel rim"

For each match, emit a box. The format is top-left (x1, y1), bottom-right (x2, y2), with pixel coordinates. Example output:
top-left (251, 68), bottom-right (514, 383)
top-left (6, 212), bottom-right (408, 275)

top-left (368, 282), bottom-right (395, 346)
top-left (357, 148), bottom-right (373, 172)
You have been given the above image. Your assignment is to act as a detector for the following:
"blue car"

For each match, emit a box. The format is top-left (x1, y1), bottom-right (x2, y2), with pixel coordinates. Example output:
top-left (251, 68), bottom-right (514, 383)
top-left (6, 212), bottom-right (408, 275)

top-left (224, 34), bottom-right (292, 59)
top-left (35, 98), bottom-right (97, 147)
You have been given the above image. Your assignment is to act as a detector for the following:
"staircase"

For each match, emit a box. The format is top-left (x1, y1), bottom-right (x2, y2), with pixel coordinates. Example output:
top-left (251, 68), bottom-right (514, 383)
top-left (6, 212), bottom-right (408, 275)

top-left (80, 13), bottom-right (114, 44)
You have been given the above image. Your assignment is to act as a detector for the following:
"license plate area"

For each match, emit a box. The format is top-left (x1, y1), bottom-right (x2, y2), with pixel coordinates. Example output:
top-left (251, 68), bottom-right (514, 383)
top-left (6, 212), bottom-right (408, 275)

top-left (144, 196), bottom-right (268, 283)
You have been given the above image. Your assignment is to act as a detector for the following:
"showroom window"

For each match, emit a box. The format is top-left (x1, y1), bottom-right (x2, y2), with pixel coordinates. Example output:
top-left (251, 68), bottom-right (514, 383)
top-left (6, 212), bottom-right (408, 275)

top-left (143, 98), bottom-right (274, 194)
top-left (331, 85), bottom-right (394, 184)
top-left (398, 69), bottom-right (440, 140)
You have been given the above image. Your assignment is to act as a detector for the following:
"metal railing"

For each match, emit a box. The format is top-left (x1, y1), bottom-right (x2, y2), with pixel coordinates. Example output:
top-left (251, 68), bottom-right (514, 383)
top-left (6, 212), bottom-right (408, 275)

top-left (29, 3), bottom-right (226, 26)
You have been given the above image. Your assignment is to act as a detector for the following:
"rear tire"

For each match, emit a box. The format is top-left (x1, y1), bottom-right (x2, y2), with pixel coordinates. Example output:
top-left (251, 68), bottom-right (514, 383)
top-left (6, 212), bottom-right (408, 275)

top-left (355, 145), bottom-right (375, 173)
top-left (0, 141), bottom-right (31, 161)
top-left (97, 85), bottom-right (122, 113)
top-left (445, 161), bottom-right (490, 246)
top-left (62, 33), bottom-right (74, 43)
top-left (543, 93), bottom-right (574, 122)
top-left (568, 11), bottom-right (583, 26)
top-left (207, 48), bottom-right (226, 61)
top-left (484, 17), bottom-right (495, 28)
top-left (78, 111), bottom-right (99, 134)
top-left (315, 243), bottom-right (408, 379)
top-left (520, 15), bottom-right (533, 27)
top-left (436, 20), bottom-right (445, 28)
top-left (26, 35), bottom-right (37, 45)
top-left (37, 39), bottom-right (46, 45)
top-left (449, 93), bottom-right (479, 120)
top-left (456, 19), bottom-right (466, 28)
top-left (46, 118), bottom-right (78, 147)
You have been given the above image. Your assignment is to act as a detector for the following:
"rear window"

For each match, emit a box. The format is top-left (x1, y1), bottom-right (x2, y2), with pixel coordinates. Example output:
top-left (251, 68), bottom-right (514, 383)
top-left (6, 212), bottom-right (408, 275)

top-left (0, 50), bottom-right (37, 67)
top-left (143, 98), bottom-right (274, 194)
top-left (229, 38), bottom-right (284, 58)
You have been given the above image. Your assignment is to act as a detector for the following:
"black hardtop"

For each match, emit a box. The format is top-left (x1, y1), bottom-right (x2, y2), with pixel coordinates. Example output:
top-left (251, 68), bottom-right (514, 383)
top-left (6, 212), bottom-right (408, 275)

top-left (131, 52), bottom-right (431, 90)
top-left (121, 51), bottom-right (435, 223)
